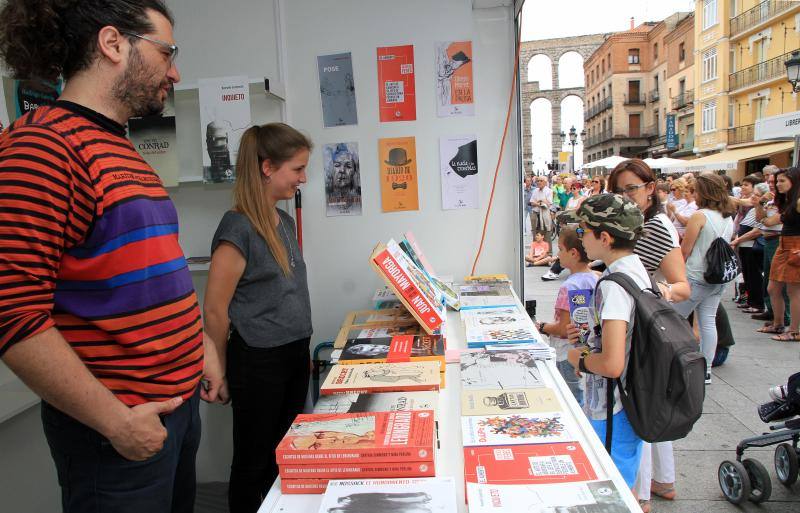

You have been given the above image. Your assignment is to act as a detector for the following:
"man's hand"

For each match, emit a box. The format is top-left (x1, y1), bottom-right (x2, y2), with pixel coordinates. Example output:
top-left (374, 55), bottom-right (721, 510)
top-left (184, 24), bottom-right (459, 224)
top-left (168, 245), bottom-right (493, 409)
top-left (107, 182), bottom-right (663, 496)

top-left (107, 397), bottom-right (182, 461)
top-left (566, 323), bottom-right (581, 345)
top-left (201, 334), bottom-right (227, 403)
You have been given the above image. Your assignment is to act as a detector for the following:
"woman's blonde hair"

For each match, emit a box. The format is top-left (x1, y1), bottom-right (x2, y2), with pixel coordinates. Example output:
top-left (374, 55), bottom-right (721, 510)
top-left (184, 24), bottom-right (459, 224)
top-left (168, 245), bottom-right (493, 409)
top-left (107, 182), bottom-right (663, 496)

top-left (233, 123), bottom-right (313, 277)
top-left (672, 178), bottom-right (688, 191)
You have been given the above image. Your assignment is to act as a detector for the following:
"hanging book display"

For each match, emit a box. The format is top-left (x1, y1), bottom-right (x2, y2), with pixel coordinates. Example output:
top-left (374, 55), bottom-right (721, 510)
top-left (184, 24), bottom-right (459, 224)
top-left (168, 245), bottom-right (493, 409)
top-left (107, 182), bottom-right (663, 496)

top-left (128, 88), bottom-right (179, 187)
top-left (198, 75), bottom-right (251, 184)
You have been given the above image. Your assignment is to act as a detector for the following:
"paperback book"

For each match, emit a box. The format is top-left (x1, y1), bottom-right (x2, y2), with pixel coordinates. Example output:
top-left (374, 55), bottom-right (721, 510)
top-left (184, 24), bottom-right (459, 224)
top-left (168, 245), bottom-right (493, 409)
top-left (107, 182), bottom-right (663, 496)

top-left (460, 350), bottom-right (546, 389)
top-left (275, 411), bottom-right (435, 465)
top-left (464, 324), bottom-right (539, 349)
top-left (279, 460), bottom-right (435, 479)
top-left (313, 391), bottom-right (438, 415)
top-left (568, 288), bottom-right (596, 346)
top-left (463, 442), bottom-right (597, 485)
top-left (466, 480), bottom-right (629, 513)
top-left (281, 478), bottom-right (329, 495)
top-left (458, 284), bottom-right (517, 310)
top-left (461, 388), bottom-right (560, 416)
top-left (318, 477), bottom-right (458, 513)
top-left (320, 361), bottom-right (441, 395)
top-left (338, 335), bottom-right (445, 371)
top-left (461, 411), bottom-right (579, 447)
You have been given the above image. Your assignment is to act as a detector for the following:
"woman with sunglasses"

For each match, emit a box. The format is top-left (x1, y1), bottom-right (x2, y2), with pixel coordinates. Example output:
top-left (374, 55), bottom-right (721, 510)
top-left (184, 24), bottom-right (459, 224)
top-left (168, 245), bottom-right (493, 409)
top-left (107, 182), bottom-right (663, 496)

top-left (606, 159), bottom-right (691, 512)
top-left (566, 182), bottom-right (586, 210)
top-left (588, 176), bottom-right (606, 197)
top-left (666, 178), bottom-right (696, 238)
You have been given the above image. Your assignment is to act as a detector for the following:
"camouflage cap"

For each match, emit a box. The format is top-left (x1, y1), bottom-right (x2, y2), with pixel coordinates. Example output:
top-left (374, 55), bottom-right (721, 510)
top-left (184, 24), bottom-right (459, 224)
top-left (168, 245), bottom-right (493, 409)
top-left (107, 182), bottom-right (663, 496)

top-left (556, 193), bottom-right (644, 241)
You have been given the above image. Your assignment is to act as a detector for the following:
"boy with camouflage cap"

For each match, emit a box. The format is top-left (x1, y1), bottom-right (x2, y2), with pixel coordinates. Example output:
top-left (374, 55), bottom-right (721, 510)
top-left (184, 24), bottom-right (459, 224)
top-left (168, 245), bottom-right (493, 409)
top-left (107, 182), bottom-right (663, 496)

top-left (559, 193), bottom-right (647, 490)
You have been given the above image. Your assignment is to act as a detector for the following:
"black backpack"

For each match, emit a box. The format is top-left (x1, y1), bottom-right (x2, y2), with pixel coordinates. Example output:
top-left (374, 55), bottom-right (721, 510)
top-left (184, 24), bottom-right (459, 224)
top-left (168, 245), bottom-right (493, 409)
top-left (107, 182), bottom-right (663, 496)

top-left (596, 273), bottom-right (706, 451)
top-left (703, 214), bottom-right (739, 284)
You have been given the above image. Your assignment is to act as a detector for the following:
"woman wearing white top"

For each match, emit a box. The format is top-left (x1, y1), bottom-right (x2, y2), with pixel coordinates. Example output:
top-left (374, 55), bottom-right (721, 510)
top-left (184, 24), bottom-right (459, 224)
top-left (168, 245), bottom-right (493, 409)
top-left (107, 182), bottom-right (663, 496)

top-left (672, 173), bottom-right (736, 383)
top-left (566, 182), bottom-right (586, 210)
top-left (666, 178), bottom-right (696, 237)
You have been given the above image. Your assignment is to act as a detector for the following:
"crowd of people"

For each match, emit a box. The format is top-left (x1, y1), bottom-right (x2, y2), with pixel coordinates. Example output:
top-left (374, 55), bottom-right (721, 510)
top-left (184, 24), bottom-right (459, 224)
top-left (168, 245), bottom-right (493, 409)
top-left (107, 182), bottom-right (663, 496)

top-left (524, 160), bottom-right (800, 512)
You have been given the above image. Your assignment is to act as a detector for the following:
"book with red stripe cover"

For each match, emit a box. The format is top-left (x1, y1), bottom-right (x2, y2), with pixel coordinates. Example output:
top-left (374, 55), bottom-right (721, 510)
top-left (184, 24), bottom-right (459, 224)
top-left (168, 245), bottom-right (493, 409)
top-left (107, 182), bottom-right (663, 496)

top-left (279, 459), bottom-right (435, 479)
top-left (338, 334), bottom-right (445, 371)
top-left (275, 410), bottom-right (435, 465)
top-left (320, 361), bottom-right (441, 395)
top-left (280, 478), bottom-right (329, 494)
top-left (463, 442), bottom-right (597, 486)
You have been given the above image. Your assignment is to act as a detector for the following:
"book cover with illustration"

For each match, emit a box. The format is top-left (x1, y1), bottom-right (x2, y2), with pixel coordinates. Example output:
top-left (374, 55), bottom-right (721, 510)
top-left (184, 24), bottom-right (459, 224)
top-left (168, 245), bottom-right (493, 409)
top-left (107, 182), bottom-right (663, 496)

top-left (460, 350), bottom-right (546, 390)
top-left (378, 137), bottom-right (419, 212)
top-left (279, 459), bottom-right (435, 479)
top-left (466, 480), bottom-right (630, 513)
top-left (463, 442), bottom-right (597, 486)
top-left (317, 52), bottom-right (358, 128)
top-left (568, 288), bottom-right (596, 346)
top-left (435, 41), bottom-right (474, 118)
top-left (318, 477), bottom-right (457, 513)
top-left (458, 283), bottom-right (517, 310)
top-left (461, 412), bottom-right (578, 447)
top-left (128, 88), bottom-right (178, 187)
top-left (370, 239), bottom-right (445, 334)
top-left (461, 388), bottom-right (560, 416)
top-left (275, 410), bottom-right (435, 465)
top-left (320, 361), bottom-right (441, 395)
top-left (339, 335), bottom-right (445, 371)
top-left (313, 391), bottom-right (438, 415)
top-left (198, 75), bottom-right (251, 183)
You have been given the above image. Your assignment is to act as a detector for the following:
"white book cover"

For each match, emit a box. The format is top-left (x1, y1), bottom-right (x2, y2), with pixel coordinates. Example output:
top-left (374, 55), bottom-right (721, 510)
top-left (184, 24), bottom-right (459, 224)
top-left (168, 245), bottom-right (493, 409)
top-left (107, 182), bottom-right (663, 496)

top-left (440, 135), bottom-right (478, 210)
top-left (318, 477), bottom-right (457, 513)
top-left (461, 411), bottom-right (579, 447)
top-left (458, 284), bottom-right (516, 310)
top-left (460, 350), bottom-right (545, 389)
top-left (465, 325), bottom-right (539, 346)
top-left (198, 75), bottom-right (251, 184)
top-left (313, 391), bottom-right (439, 415)
top-left (466, 480), bottom-right (629, 513)
top-left (460, 306), bottom-right (522, 321)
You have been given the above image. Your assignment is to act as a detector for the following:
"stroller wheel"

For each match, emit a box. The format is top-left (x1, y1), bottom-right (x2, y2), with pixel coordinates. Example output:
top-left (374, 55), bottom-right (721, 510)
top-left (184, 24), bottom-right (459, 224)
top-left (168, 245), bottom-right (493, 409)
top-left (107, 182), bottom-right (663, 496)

top-left (718, 460), bottom-right (751, 505)
top-left (742, 458), bottom-right (772, 503)
top-left (775, 443), bottom-right (799, 486)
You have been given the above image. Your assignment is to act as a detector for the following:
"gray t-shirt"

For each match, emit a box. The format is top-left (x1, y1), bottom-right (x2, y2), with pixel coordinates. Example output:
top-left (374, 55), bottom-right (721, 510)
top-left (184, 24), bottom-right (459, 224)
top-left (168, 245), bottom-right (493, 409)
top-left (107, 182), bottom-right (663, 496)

top-left (211, 209), bottom-right (312, 348)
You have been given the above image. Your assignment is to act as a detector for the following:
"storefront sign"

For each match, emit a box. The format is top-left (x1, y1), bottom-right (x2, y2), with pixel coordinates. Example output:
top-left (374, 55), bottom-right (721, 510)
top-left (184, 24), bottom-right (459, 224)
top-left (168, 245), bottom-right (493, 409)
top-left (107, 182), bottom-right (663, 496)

top-left (666, 114), bottom-right (677, 149)
top-left (755, 110), bottom-right (800, 140)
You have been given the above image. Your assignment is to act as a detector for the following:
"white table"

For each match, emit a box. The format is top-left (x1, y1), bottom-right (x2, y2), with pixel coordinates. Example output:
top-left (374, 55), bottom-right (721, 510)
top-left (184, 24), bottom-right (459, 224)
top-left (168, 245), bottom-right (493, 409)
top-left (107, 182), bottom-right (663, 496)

top-left (259, 309), bottom-right (640, 513)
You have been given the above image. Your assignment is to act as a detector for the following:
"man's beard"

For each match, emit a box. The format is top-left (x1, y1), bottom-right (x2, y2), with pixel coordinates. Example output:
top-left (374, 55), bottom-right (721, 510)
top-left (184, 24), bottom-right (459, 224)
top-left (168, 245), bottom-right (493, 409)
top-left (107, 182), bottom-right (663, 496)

top-left (112, 46), bottom-right (168, 119)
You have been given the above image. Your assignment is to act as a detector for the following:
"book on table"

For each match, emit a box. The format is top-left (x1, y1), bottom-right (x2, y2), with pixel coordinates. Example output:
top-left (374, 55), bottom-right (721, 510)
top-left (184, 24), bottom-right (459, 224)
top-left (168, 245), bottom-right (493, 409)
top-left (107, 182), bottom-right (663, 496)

top-left (460, 350), bottom-right (546, 389)
top-left (466, 480), bottom-right (629, 513)
top-left (281, 478), bottom-right (329, 495)
top-left (313, 390), bottom-right (439, 415)
top-left (338, 335), bottom-right (445, 372)
top-left (461, 411), bottom-right (579, 447)
top-left (321, 361), bottom-right (441, 395)
top-left (279, 459), bottom-right (435, 479)
top-left (463, 442), bottom-right (597, 485)
top-left (317, 477), bottom-right (458, 513)
top-left (460, 388), bottom-right (560, 416)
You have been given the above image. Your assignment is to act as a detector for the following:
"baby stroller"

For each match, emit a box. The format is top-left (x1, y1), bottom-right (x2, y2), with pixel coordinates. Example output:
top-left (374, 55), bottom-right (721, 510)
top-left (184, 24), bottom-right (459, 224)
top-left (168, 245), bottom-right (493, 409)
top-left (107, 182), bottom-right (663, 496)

top-left (718, 372), bottom-right (800, 504)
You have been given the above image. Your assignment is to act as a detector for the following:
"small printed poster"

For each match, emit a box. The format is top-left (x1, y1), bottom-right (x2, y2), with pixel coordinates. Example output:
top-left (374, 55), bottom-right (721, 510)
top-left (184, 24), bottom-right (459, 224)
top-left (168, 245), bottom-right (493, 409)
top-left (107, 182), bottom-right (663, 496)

top-left (128, 89), bottom-right (179, 187)
top-left (436, 41), bottom-right (474, 117)
top-left (377, 45), bottom-right (416, 122)
top-left (440, 135), bottom-right (478, 210)
top-left (317, 52), bottom-right (358, 128)
top-left (198, 76), bottom-right (251, 184)
top-left (323, 142), bottom-right (361, 216)
top-left (2, 77), bottom-right (61, 124)
top-left (379, 136), bottom-right (419, 212)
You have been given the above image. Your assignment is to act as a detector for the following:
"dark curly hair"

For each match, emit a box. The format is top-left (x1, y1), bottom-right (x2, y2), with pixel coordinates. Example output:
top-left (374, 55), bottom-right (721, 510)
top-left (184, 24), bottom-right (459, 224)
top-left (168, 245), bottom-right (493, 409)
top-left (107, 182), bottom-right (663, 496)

top-left (0, 0), bottom-right (174, 81)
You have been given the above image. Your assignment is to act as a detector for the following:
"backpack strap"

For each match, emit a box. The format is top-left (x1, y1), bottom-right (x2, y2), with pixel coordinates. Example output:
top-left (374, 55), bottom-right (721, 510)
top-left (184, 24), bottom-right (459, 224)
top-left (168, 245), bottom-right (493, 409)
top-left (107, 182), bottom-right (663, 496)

top-left (605, 377), bottom-right (614, 453)
top-left (597, 271), bottom-right (659, 298)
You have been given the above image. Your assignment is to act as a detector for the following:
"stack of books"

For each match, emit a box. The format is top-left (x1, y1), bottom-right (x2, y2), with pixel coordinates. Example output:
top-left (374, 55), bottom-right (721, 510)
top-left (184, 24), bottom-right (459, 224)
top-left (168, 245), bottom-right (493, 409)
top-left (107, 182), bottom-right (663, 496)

top-left (276, 411), bottom-right (436, 494)
top-left (460, 306), bottom-right (541, 349)
top-left (317, 476), bottom-right (458, 512)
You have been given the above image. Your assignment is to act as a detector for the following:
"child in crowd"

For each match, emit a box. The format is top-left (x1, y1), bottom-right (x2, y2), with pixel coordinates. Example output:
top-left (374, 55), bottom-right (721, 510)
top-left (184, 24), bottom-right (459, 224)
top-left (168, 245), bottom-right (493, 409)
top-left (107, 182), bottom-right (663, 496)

top-left (535, 227), bottom-right (597, 404)
top-left (561, 193), bottom-right (647, 490)
top-left (525, 230), bottom-right (552, 267)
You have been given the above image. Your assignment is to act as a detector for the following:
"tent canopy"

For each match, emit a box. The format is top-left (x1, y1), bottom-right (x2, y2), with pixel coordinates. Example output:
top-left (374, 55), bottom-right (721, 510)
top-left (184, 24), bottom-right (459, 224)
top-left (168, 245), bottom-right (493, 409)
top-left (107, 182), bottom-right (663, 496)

top-left (660, 141), bottom-right (793, 174)
top-left (582, 155), bottom-right (628, 169)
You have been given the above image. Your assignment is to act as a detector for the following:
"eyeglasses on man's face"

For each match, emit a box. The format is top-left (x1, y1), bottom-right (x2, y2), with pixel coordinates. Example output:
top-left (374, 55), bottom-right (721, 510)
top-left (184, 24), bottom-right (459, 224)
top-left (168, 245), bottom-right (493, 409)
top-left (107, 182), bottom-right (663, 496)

top-left (612, 182), bottom-right (649, 196)
top-left (121, 30), bottom-right (179, 64)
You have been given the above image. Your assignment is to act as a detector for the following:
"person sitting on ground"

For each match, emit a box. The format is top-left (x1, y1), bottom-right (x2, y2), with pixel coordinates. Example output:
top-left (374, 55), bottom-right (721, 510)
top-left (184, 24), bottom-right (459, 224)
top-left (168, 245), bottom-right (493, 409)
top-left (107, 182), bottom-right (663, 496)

top-left (525, 231), bottom-right (552, 267)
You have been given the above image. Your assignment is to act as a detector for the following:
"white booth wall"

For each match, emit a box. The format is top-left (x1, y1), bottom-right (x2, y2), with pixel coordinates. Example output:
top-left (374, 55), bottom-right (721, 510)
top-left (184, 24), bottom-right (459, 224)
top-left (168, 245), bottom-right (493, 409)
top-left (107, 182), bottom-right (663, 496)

top-left (0, 0), bottom-right (521, 510)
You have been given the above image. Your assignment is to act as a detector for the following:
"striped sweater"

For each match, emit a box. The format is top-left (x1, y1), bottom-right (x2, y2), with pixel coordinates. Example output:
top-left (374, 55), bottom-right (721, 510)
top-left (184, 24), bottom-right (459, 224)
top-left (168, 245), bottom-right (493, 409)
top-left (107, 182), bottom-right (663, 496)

top-left (0, 101), bottom-right (203, 406)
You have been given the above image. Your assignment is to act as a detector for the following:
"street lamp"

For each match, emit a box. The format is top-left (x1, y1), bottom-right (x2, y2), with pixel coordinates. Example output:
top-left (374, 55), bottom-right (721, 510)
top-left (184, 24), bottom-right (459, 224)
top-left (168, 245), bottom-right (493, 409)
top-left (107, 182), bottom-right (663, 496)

top-left (785, 51), bottom-right (800, 165)
top-left (560, 126), bottom-right (585, 173)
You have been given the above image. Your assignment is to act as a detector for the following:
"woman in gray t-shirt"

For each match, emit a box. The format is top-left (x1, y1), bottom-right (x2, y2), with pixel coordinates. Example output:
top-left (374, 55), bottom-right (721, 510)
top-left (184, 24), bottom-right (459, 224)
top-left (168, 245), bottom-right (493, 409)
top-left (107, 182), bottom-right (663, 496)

top-left (204, 123), bottom-right (313, 513)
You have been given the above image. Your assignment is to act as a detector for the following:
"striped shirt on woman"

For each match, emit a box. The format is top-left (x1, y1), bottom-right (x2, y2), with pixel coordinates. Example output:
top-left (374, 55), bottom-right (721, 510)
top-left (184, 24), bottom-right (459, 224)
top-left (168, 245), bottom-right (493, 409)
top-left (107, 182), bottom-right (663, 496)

top-left (0, 101), bottom-right (203, 406)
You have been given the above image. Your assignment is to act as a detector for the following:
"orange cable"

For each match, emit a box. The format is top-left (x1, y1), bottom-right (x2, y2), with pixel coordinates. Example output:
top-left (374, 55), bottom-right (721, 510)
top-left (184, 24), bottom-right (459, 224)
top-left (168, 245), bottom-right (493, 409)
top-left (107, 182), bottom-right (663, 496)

top-left (470, 15), bottom-right (523, 276)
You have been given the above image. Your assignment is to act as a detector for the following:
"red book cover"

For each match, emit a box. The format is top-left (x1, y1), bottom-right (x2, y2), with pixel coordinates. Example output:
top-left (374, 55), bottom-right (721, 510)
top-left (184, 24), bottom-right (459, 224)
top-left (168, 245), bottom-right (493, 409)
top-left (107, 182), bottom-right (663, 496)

top-left (279, 460), bottom-right (435, 479)
top-left (280, 478), bottom-right (329, 495)
top-left (463, 442), bottom-right (597, 486)
top-left (275, 410), bottom-right (435, 465)
top-left (377, 44), bottom-right (416, 122)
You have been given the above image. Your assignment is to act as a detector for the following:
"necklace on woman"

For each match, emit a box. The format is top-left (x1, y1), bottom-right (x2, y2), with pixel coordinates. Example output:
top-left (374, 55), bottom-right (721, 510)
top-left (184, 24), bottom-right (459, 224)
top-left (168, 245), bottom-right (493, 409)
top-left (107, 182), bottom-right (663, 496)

top-left (278, 218), bottom-right (296, 268)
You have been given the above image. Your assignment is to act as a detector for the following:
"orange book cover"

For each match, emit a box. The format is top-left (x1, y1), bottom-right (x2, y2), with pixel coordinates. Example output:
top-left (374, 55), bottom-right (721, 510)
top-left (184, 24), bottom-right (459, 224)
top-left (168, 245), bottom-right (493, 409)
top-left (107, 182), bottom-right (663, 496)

top-left (275, 410), bottom-right (435, 465)
top-left (280, 478), bottom-right (329, 494)
top-left (463, 443), bottom-right (597, 486)
top-left (320, 361), bottom-right (441, 395)
top-left (379, 136), bottom-right (419, 212)
top-left (436, 40), bottom-right (474, 117)
top-left (338, 335), bottom-right (445, 372)
top-left (279, 460), bottom-right (435, 479)
top-left (377, 44), bottom-right (416, 122)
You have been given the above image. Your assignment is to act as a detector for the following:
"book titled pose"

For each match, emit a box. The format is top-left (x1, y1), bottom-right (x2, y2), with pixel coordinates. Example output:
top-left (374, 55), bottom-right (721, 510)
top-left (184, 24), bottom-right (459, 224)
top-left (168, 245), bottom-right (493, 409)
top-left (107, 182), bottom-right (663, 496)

top-left (463, 442), bottom-right (597, 485)
top-left (461, 411), bottom-right (578, 447)
top-left (320, 361), bottom-right (441, 395)
top-left (275, 411), bottom-right (435, 465)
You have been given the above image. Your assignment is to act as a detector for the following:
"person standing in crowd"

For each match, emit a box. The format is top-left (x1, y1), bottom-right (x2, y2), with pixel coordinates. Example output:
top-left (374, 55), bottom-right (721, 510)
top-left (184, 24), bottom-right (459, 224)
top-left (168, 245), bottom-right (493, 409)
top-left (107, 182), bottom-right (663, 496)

top-left (759, 168), bottom-right (800, 341)
top-left (203, 124), bottom-right (313, 513)
top-left (523, 175), bottom-right (534, 236)
top-left (0, 2), bottom-right (226, 512)
top-left (672, 173), bottom-right (736, 382)
top-left (606, 160), bottom-right (690, 511)
top-left (589, 176), bottom-right (606, 196)
top-left (656, 183), bottom-right (670, 207)
top-left (566, 182), bottom-right (586, 210)
top-left (530, 176), bottom-right (554, 242)
top-left (755, 168), bottom-right (791, 325)
top-left (666, 178), bottom-right (696, 238)
top-left (731, 175), bottom-right (765, 314)
top-left (558, 176), bottom-right (573, 209)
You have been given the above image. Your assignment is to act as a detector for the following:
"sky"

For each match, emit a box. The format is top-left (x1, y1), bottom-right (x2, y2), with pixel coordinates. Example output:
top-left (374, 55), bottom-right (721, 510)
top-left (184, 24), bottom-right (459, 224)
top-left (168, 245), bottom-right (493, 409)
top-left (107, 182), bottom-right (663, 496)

top-left (521, 0), bottom-right (697, 42)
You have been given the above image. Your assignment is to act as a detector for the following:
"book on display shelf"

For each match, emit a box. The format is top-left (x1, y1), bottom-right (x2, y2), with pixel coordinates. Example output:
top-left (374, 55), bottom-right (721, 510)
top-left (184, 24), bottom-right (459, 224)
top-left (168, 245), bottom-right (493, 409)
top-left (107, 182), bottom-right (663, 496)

top-left (317, 477), bottom-right (458, 513)
top-left (275, 410), bottom-right (435, 465)
top-left (461, 411), bottom-right (579, 447)
top-left (320, 361), bottom-right (442, 395)
top-left (281, 478), bottom-right (329, 495)
top-left (313, 391), bottom-right (438, 415)
top-left (464, 274), bottom-right (510, 283)
top-left (464, 324), bottom-right (539, 349)
top-left (333, 310), bottom-right (422, 349)
top-left (338, 335), bottom-right (445, 371)
top-left (460, 388), bottom-right (560, 416)
top-left (370, 239), bottom-right (445, 334)
top-left (279, 459), bottom-right (435, 479)
top-left (484, 342), bottom-right (553, 359)
top-left (460, 306), bottom-right (526, 322)
top-left (465, 480), bottom-right (629, 513)
top-left (458, 284), bottom-right (517, 310)
top-left (373, 287), bottom-right (398, 303)
top-left (460, 350), bottom-right (546, 389)
top-left (463, 442), bottom-right (597, 486)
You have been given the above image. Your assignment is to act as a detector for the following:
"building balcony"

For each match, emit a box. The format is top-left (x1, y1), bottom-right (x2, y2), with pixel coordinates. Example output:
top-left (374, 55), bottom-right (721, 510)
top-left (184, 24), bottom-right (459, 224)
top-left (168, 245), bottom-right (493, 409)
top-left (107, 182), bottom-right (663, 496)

top-left (728, 124), bottom-right (755, 145)
top-left (585, 129), bottom-right (613, 148)
top-left (671, 89), bottom-right (694, 110)
top-left (730, 1), bottom-right (798, 39)
top-left (648, 89), bottom-right (660, 103)
top-left (584, 97), bottom-right (613, 121)
top-left (729, 49), bottom-right (798, 92)
top-left (642, 125), bottom-right (659, 138)
top-left (624, 93), bottom-right (645, 106)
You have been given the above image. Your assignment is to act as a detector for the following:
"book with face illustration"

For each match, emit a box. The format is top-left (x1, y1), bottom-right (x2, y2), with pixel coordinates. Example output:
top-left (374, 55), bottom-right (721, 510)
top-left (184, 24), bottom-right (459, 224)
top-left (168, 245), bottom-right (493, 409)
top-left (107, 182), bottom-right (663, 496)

top-left (338, 335), bottom-right (445, 371)
top-left (461, 411), bottom-right (579, 447)
top-left (466, 480), bottom-right (630, 513)
top-left (461, 388), bottom-right (561, 416)
top-left (319, 477), bottom-right (457, 513)
top-left (320, 361), bottom-right (441, 395)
